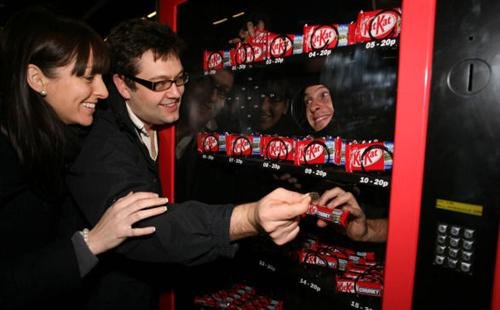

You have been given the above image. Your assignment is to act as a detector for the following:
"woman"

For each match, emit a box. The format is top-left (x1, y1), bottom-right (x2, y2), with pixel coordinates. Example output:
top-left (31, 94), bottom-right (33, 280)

top-left (256, 79), bottom-right (300, 136)
top-left (0, 8), bottom-right (168, 309)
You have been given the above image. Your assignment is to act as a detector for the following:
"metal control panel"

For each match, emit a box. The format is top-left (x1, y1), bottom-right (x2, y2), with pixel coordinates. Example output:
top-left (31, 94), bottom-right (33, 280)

top-left (434, 222), bottom-right (476, 274)
top-left (412, 0), bottom-right (500, 309)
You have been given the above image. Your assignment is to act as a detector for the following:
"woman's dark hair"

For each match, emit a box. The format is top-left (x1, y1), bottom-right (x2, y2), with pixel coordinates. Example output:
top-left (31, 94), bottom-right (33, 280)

top-left (0, 7), bottom-right (109, 196)
top-left (105, 18), bottom-right (185, 90)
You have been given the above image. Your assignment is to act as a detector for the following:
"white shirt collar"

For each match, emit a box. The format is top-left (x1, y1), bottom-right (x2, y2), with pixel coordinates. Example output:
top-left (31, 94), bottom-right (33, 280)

top-left (125, 101), bottom-right (158, 160)
top-left (126, 102), bottom-right (148, 136)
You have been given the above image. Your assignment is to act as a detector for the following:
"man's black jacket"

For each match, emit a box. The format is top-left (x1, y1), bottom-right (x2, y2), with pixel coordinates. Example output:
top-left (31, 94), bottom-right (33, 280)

top-left (65, 83), bottom-right (237, 309)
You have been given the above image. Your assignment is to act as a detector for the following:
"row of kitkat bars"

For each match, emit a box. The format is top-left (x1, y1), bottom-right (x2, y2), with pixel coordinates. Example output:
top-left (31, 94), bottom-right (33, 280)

top-left (203, 8), bottom-right (401, 72)
top-left (197, 132), bottom-right (393, 172)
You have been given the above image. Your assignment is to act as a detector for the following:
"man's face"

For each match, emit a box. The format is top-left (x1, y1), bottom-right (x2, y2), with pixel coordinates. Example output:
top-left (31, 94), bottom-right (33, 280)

top-left (304, 84), bottom-right (334, 132)
top-left (182, 70), bottom-right (234, 131)
top-left (124, 50), bottom-right (185, 129)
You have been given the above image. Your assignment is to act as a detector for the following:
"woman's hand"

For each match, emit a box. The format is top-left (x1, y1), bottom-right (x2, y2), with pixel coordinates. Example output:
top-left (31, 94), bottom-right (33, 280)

top-left (86, 192), bottom-right (168, 255)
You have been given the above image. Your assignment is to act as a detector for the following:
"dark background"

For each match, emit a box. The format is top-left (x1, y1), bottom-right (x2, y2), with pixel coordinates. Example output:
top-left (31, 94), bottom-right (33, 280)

top-left (1, 0), bottom-right (400, 38)
top-left (0, 0), bottom-right (156, 36)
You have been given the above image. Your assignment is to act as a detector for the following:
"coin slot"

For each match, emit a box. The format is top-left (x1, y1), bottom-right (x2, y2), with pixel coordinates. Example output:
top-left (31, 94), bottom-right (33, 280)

top-left (448, 59), bottom-right (490, 96)
top-left (467, 63), bottom-right (474, 92)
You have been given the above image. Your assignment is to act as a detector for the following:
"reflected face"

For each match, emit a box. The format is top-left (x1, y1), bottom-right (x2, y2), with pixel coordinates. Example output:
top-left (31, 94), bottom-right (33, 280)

top-left (125, 50), bottom-right (185, 129)
top-left (185, 70), bottom-right (234, 130)
top-left (259, 95), bottom-right (288, 131)
top-left (43, 54), bottom-right (108, 126)
top-left (256, 20), bottom-right (265, 32)
top-left (209, 70), bottom-right (234, 115)
top-left (304, 84), bottom-right (334, 132)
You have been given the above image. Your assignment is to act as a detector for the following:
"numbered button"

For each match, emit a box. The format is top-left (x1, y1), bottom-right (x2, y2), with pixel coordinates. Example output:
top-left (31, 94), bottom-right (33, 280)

top-left (462, 251), bottom-right (473, 262)
top-left (450, 226), bottom-right (461, 236)
top-left (463, 228), bottom-right (475, 239)
top-left (449, 237), bottom-right (460, 248)
top-left (462, 240), bottom-right (474, 251)
top-left (435, 245), bottom-right (446, 255)
top-left (434, 255), bottom-right (445, 265)
top-left (448, 248), bottom-right (459, 258)
top-left (437, 234), bottom-right (447, 244)
top-left (460, 262), bottom-right (472, 273)
top-left (447, 258), bottom-right (458, 269)
top-left (437, 223), bottom-right (448, 234)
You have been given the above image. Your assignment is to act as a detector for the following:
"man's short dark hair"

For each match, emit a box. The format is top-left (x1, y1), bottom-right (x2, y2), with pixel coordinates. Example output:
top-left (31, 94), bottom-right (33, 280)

top-left (106, 18), bottom-right (185, 82)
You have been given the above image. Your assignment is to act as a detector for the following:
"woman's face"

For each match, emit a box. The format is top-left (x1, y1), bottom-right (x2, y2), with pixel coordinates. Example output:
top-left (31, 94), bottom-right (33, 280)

top-left (259, 95), bottom-right (288, 131)
top-left (42, 54), bottom-right (108, 126)
top-left (304, 84), bottom-right (334, 132)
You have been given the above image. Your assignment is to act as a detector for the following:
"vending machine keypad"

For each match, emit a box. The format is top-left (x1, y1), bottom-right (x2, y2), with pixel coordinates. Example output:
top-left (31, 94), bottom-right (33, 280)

top-left (433, 222), bottom-right (475, 274)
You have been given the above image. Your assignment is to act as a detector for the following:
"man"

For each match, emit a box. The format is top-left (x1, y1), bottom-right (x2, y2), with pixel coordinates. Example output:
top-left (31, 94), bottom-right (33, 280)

top-left (174, 70), bottom-right (236, 202)
top-left (298, 82), bottom-right (388, 242)
top-left (66, 19), bottom-right (310, 309)
top-left (290, 81), bottom-right (339, 136)
top-left (303, 83), bottom-right (335, 133)
top-left (175, 69), bottom-right (235, 161)
top-left (315, 187), bottom-right (388, 242)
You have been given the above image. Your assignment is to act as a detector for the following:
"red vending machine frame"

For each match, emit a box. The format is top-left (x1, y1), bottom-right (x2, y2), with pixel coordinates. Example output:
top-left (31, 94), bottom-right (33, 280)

top-left (157, 2), bottom-right (187, 309)
top-left (157, 0), bottom-right (187, 203)
top-left (382, 0), bottom-right (435, 308)
top-left (157, 0), bottom-right (500, 309)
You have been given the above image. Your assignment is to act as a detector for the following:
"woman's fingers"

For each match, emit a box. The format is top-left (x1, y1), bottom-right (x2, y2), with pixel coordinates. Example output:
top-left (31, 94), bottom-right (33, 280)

top-left (125, 196), bottom-right (168, 213)
top-left (129, 205), bottom-right (168, 225)
top-left (111, 196), bottom-right (168, 221)
top-left (114, 192), bottom-right (161, 209)
top-left (130, 226), bottom-right (157, 236)
top-left (123, 200), bottom-right (168, 237)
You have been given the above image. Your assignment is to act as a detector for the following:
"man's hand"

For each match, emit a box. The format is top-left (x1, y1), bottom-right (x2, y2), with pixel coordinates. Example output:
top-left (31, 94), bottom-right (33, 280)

top-left (315, 187), bottom-right (388, 242)
top-left (230, 188), bottom-right (310, 245)
top-left (315, 187), bottom-right (368, 241)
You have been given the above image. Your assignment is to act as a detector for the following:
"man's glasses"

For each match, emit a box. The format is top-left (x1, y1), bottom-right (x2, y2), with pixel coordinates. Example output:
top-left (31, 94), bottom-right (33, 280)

top-left (125, 73), bottom-right (189, 92)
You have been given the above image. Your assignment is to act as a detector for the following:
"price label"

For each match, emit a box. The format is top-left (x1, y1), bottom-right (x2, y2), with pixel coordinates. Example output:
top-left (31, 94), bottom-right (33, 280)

top-left (299, 278), bottom-right (321, 292)
top-left (265, 57), bottom-right (284, 65)
top-left (308, 49), bottom-right (332, 58)
top-left (303, 168), bottom-right (326, 178)
top-left (262, 162), bottom-right (281, 170)
top-left (366, 38), bottom-right (397, 49)
top-left (258, 260), bottom-right (276, 272)
top-left (359, 176), bottom-right (389, 188)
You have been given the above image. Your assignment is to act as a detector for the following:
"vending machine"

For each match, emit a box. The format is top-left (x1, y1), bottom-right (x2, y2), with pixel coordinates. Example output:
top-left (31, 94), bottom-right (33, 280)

top-left (157, 0), bottom-right (500, 309)
top-left (397, 0), bottom-right (500, 309)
